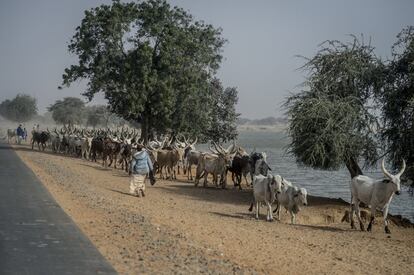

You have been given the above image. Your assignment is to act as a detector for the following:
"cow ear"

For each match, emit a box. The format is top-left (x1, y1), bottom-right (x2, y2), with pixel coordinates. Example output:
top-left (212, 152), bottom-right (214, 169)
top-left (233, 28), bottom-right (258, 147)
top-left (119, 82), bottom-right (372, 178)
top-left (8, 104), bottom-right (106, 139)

top-left (293, 193), bottom-right (299, 197)
top-left (382, 179), bottom-right (390, 184)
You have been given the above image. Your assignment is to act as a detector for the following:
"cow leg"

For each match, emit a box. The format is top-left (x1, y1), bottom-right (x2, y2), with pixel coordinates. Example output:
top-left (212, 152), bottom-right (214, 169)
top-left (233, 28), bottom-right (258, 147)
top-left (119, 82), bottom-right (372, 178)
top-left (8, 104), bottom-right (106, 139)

top-left (289, 210), bottom-right (296, 224)
top-left (103, 155), bottom-right (106, 167)
top-left (383, 205), bottom-right (391, 234)
top-left (160, 166), bottom-right (165, 179)
top-left (108, 155), bottom-right (113, 167)
top-left (189, 165), bottom-right (193, 181)
top-left (194, 169), bottom-right (199, 186)
top-left (275, 203), bottom-right (281, 221)
top-left (203, 172), bottom-right (208, 187)
top-left (167, 166), bottom-right (171, 180)
top-left (239, 175), bottom-right (244, 190)
top-left (222, 174), bottom-right (227, 189)
top-left (243, 173), bottom-right (250, 189)
top-left (354, 201), bottom-right (365, 231)
top-left (267, 202), bottom-right (273, 222)
top-left (350, 196), bottom-right (357, 229)
top-left (255, 202), bottom-right (259, 220)
top-left (31, 141), bottom-right (34, 150)
top-left (367, 207), bottom-right (376, 232)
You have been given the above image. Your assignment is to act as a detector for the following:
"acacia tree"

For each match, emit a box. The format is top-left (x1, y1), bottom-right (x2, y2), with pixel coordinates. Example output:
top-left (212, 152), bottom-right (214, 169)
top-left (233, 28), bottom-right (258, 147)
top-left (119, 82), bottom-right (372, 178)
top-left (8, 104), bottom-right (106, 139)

top-left (0, 94), bottom-right (37, 122)
top-left (285, 37), bottom-right (383, 178)
top-left (60, 0), bottom-right (235, 142)
top-left (381, 26), bottom-right (414, 182)
top-left (48, 97), bottom-right (85, 125)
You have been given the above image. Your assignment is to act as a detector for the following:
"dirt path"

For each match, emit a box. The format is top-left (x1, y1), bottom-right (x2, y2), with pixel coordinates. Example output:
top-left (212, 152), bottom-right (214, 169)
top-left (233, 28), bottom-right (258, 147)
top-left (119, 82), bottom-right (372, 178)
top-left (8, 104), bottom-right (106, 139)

top-left (12, 144), bottom-right (414, 274)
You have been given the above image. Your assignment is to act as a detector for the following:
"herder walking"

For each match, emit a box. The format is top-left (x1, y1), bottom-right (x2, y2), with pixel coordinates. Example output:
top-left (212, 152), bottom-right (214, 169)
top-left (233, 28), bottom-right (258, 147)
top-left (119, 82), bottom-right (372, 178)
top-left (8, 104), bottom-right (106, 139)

top-left (129, 145), bottom-right (155, 197)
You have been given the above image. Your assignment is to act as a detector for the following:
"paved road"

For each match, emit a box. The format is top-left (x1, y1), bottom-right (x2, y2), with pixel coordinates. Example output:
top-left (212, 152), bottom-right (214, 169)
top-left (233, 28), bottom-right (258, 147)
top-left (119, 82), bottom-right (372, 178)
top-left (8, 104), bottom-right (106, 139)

top-left (0, 144), bottom-right (117, 275)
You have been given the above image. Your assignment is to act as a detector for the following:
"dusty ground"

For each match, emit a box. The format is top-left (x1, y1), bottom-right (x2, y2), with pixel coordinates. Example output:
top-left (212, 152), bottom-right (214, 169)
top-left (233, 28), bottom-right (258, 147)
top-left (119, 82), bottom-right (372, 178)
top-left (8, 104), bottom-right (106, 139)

top-left (10, 144), bottom-right (414, 275)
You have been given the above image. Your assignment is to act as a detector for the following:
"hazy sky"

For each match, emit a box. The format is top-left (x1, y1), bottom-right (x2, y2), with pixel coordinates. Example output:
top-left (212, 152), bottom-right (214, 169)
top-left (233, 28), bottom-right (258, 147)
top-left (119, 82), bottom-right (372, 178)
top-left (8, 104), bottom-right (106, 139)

top-left (0, 0), bottom-right (413, 119)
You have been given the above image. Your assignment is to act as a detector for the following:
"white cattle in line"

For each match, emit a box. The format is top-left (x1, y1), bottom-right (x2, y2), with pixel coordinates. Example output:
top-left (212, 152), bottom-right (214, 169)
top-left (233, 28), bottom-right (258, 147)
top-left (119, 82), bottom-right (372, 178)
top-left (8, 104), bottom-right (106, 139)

top-left (248, 174), bottom-right (282, 221)
top-left (274, 175), bottom-right (308, 224)
top-left (7, 129), bottom-right (17, 144)
top-left (350, 159), bottom-right (405, 234)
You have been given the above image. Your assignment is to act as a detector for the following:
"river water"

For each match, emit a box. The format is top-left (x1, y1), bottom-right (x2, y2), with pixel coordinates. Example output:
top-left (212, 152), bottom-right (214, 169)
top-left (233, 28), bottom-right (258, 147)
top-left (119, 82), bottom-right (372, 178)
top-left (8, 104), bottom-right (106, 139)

top-left (231, 130), bottom-right (414, 222)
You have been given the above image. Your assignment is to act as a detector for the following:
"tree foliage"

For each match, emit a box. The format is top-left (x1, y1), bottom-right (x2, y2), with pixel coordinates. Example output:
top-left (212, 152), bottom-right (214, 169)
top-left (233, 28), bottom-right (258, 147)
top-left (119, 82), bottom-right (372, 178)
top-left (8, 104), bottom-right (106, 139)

top-left (48, 97), bottom-right (85, 125)
top-left (380, 26), bottom-right (414, 181)
top-left (206, 79), bottom-right (239, 142)
top-left (85, 105), bottom-right (109, 128)
top-left (285, 37), bottom-right (383, 178)
top-left (61, 0), bottom-right (238, 142)
top-left (0, 94), bottom-right (37, 122)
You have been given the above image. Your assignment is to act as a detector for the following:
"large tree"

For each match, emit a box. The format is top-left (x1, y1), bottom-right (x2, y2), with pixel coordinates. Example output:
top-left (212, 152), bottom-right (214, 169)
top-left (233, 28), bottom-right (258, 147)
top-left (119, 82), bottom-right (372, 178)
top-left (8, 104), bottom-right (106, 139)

top-left (48, 97), bottom-right (85, 125)
top-left (380, 26), bottom-right (414, 182)
top-left (285, 37), bottom-right (384, 178)
top-left (61, 0), bottom-right (236, 142)
top-left (0, 94), bottom-right (37, 122)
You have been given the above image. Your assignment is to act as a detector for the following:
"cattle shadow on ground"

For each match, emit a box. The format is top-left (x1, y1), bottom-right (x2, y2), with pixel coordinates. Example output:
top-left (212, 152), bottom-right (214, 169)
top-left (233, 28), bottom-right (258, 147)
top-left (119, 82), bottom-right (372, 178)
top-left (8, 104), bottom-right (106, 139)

top-left (209, 211), bottom-right (254, 221)
top-left (292, 224), bottom-right (347, 232)
top-left (79, 163), bottom-right (111, 172)
top-left (9, 144), bottom-right (80, 159)
top-left (112, 173), bottom-right (129, 178)
top-left (106, 188), bottom-right (137, 198)
top-left (161, 183), bottom-right (252, 206)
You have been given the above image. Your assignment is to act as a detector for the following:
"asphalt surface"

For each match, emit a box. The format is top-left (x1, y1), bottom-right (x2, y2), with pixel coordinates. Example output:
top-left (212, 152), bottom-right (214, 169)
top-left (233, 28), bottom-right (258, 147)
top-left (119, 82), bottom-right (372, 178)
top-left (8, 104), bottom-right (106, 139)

top-left (0, 143), bottom-right (117, 275)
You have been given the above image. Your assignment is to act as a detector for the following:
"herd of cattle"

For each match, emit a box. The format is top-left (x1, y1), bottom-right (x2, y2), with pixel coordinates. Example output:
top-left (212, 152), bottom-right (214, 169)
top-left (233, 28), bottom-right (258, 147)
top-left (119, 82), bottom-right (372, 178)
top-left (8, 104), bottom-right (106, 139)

top-left (6, 126), bottom-right (407, 234)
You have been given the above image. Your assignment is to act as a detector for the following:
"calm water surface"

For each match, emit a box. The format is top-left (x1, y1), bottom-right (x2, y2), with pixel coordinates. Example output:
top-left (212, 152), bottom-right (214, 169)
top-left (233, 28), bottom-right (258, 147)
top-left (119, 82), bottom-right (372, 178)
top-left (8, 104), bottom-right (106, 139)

top-left (222, 131), bottom-right (414, 222)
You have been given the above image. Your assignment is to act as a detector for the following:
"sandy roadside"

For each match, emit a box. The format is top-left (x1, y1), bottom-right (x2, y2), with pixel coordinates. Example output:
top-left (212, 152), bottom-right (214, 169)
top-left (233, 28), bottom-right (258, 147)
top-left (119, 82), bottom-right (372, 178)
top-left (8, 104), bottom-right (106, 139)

top-left (11, 144), bottom-right (414, 275)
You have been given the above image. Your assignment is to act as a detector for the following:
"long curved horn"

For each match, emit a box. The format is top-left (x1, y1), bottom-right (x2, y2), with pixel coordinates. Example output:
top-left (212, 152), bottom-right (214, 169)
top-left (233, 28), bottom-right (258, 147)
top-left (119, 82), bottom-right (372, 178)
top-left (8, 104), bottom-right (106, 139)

top-left (176, 133), bottom-right (185, 144)
top-left (396, 159), bottom-right (406, 178)
top-left (213, 142), bottom-right (225, 155)
top-left (226, 140), bottom-right (236, 153)
top-left (381, 159), bottom-right (393, 179)
top-left (209, 143), bottom-right (219, 154)
top-left (191, 137), bottom-right (198, 146)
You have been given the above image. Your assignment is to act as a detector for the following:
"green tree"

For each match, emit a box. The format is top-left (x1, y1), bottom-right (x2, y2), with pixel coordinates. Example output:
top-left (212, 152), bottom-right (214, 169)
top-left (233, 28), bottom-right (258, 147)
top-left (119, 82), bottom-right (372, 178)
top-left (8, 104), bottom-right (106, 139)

top-left (285, 37), bottom-right (383, 178)
top-left (48, 97), bottom-right (85, 125)
top-left (206, 79), bottom-right (239, 142)
top-left (60, 0), bottom-right (232, 143)
top-left (380, 26), bottom-right (414, 182)
top-left (0, 94), bottom-right (37, 122)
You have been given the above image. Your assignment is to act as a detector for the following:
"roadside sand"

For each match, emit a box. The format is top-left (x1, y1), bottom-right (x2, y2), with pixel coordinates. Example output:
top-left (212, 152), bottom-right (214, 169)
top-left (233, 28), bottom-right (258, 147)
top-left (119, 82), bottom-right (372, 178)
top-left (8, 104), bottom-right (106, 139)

top-left (12, 144), bottom-right (414, 274)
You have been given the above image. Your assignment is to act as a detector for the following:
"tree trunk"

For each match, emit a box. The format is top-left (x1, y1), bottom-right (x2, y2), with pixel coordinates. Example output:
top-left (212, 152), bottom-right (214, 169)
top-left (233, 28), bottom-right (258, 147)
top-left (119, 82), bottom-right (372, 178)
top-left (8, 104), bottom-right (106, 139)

top-left (141, 116), bottom-right (149, 145)
top-left (345, 156), bottom-right (363, 179)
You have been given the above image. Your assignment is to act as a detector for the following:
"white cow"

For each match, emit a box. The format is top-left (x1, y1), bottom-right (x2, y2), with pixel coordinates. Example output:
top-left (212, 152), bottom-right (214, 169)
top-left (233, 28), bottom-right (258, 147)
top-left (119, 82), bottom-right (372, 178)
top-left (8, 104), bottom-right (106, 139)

top-left (248, 174), bottom-right (282, 221)
top-left (7, 129), bottom-right (17, 144)
top-left (350, 159), bottom-right (405, 234)
top-left (81, 137), bottom-right (93, 159)
top-left (274, 175), bottom-right (308, 224)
